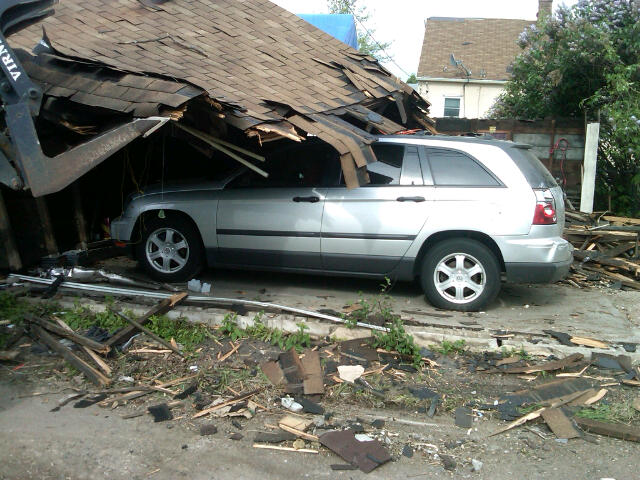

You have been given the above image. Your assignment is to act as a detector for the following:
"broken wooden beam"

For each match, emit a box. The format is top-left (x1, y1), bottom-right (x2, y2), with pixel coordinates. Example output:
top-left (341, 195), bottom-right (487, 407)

top-left (25, 315), bottom-right (110, 354)
top-left (574, 417), bottom-right (640, 443)
top-left (32, 325), bottom-right (110, 387)
top-left (104, 292), bottom-right (187, 348)
top-left (54, 316), bottom-right (112, 376)
top-left (108, 308), bottom-right (183, 357)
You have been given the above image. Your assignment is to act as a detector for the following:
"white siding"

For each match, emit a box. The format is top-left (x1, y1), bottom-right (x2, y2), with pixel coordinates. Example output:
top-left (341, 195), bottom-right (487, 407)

top-left (418, 80), bottom-right (505, 119)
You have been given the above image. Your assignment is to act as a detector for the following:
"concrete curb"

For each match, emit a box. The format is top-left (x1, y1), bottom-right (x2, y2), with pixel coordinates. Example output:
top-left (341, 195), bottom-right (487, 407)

top-left (46, 296), bottom-right (640, 363)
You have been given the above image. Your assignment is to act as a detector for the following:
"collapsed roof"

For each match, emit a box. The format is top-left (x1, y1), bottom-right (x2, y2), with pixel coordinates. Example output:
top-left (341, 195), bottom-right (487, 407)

top-left (8, 0), bottom-right (433, 193)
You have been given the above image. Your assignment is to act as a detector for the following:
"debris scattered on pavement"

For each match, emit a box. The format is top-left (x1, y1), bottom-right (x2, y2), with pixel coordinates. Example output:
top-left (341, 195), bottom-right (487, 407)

top-left (564, 210), bottom-right (640, 290)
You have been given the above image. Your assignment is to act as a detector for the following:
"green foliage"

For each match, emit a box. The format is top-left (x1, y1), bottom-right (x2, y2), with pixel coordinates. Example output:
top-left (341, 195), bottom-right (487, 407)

top-left (491, 0), bottom-right (640, 216)
top-left (327, 0), bottom-right (392, 62)
top-left (431, 339), bottom-right (466, 356)
top-left (62, 304), bottom-right (208, 350)
top-left (372, 317), bottom-right (421, 367)
top-left (61, 305), bottom-right (127, 333)
top-left (146, 314), bottom-right (210, 350)
top-left (0, 292), bottom-right (30, 324)
top-left (219, 313), bottom-right (311, 353)
top-left (406, 73), bottom-right (417, 84)
top-left (220, 313), bottom-right (245, 341)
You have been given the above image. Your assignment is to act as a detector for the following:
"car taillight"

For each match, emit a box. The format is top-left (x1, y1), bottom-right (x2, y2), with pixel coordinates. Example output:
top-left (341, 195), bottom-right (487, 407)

top-left (533, 189), bottom-right (557, 225)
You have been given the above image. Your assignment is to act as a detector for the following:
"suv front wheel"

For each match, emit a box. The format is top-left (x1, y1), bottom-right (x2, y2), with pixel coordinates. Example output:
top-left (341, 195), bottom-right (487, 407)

top-left (136, 213), bottom-right (204, 282)
top-left (420, 238), bottom-right (501, 311)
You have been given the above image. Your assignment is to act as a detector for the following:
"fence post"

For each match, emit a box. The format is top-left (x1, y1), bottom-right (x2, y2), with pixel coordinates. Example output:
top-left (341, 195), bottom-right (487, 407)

top-left (580, 122), bottom-right (600, 214)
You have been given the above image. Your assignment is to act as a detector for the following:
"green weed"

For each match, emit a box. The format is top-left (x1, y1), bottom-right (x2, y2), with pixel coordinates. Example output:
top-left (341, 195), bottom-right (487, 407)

top-left (501, 346), bottom-right (531, 360)
top-left (372, 317), bottom-right (421, 367)
top-left (430, 340), bottom-right (466, 356)
top-left (146, 314), bottom-right (210, 350)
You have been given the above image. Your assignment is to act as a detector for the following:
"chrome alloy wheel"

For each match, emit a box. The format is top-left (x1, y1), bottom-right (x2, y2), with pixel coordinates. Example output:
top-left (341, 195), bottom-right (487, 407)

top-left (145, 228), bottom-right (190, 274)
top-left (433, 252), bottom-right (486, 304)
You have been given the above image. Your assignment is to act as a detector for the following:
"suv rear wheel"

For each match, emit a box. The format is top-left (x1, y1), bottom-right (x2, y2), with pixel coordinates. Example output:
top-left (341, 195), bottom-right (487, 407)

top-left (136, 213), bottom-right (203, 282)
top-left (420, 238), bottom-right (501, 311)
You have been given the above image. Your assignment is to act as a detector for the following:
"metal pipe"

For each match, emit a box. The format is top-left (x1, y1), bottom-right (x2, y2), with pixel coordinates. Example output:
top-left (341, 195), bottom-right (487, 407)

top-left (7, 274), bottom-right (388, 332)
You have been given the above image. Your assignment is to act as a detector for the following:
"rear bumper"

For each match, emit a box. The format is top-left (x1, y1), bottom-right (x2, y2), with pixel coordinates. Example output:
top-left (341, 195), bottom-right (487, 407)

top-left (504, 258), bottom-right (572, 284)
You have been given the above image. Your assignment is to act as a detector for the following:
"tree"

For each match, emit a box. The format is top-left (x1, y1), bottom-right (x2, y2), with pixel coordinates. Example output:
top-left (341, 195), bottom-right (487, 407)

top-left (491, 0), bottom-right (640, 216)
top-left (327, 0), bottom-right (392, 62)
top-left (406, 73), bottom-right (418, 84)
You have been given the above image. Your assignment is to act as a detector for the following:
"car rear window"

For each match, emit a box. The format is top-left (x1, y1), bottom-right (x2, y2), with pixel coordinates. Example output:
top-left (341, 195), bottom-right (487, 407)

top-left (506, 146), bottom-right (558, 189)
top-left (425, 148), bottom-right (501, 187)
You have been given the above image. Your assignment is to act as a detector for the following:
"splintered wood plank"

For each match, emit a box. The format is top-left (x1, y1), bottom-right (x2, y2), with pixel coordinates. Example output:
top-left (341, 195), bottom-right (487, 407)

top-left (541, 408), bottom-right (581, 439)
top-left (570, 336), bottom-right (609, 349)
top-left (498, 353), bottom-right (584, 374)
top-left (33, 325), bottom-right (110, 387)
top-left (301, 349), bottom-right (324, 395)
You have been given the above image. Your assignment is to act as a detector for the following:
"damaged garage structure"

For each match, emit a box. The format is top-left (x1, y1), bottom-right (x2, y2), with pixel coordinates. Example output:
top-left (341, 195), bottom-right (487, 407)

top-left (0, 0), bottom-right (432, 270)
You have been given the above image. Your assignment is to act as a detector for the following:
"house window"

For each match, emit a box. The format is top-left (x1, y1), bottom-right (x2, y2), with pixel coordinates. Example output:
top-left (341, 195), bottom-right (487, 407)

top-left (443, 97), bottom-right (461, 117)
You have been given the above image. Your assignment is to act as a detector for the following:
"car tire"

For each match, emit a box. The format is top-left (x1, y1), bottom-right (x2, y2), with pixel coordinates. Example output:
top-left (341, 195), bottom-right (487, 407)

top-left (136, 213), bottom-right (204, 282)
top-left (420, 238), bottom-right (501, 312)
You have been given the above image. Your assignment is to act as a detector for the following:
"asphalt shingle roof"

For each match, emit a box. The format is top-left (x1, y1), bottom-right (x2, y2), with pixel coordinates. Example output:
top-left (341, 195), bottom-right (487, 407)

top-left (417, 17), bottom-right (531, 81)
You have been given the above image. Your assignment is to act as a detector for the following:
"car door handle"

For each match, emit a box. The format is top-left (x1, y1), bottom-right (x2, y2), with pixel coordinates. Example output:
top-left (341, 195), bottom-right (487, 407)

top-left (396, 196), bottom-right (425, 202)
top-left (292, 196), bottom-right (320, 203)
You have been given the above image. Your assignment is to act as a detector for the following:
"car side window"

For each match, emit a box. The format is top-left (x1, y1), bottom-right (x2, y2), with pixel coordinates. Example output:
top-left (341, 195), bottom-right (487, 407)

top-left (227, 144), bottom-right (339, 188)
top-left (367, 144), bottom-right (404, 185)
top-left (424, 148), bottom-right (501, 187)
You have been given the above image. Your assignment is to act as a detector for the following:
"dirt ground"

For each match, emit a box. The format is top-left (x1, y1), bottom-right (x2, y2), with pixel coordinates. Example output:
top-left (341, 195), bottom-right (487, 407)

top-left (1, 265), bottom-right (640, 479)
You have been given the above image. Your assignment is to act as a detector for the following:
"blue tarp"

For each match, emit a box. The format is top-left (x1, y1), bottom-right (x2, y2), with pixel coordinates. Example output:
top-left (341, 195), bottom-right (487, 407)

top-left (297, 13), bottom-right (358, 50)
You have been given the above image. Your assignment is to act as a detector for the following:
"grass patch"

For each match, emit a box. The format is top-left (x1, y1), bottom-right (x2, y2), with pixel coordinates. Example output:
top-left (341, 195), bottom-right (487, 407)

top-left (576, 402), bottom-right (640, 424)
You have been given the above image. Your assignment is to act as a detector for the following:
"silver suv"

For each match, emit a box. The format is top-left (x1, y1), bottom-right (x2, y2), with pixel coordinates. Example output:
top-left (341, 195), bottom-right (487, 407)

top-left (111, 135), bottom-right (573, 311)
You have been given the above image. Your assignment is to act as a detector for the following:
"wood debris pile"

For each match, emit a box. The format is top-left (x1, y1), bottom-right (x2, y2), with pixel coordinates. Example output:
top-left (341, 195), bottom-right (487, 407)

top-left (563, 209), bottom-right (640, 289)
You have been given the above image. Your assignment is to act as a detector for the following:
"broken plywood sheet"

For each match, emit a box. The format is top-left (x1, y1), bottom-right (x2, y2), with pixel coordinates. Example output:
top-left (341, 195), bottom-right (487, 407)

top-left (541, 408), bottom-right (581, 439)
top-left (319, 430), bottom-right (391, 473)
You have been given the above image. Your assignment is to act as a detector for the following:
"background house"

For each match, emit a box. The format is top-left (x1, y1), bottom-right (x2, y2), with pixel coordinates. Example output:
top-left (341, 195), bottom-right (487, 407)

top-left (417, 0), bottom-right (552, 119)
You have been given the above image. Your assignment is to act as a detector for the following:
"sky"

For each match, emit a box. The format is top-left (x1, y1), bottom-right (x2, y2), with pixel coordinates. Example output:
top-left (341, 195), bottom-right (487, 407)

top-left (271, 0), bottom-right (580, 80)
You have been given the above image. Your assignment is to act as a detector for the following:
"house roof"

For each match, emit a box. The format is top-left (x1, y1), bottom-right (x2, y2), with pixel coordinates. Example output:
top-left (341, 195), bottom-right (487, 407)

top-left (417, 17), bottom-right (531, 81)
top-left (9, 0), bottom-right (432, 188)
top-left (12, 0), bottom-right (427, 128)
